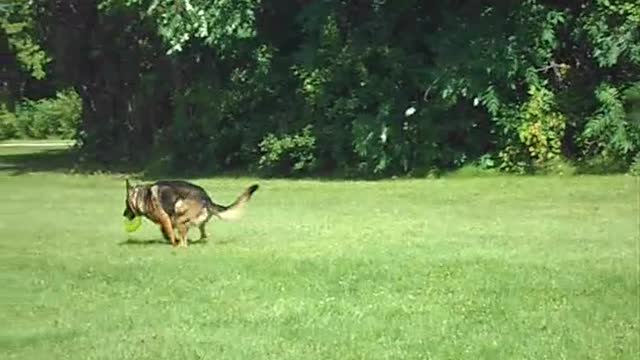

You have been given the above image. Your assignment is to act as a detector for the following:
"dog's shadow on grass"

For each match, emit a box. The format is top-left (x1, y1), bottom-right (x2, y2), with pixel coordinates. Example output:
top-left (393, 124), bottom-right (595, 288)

top-left (118, 238), bottom-right (172, 246)
top-left (118, 237), bottom-right (237, 247)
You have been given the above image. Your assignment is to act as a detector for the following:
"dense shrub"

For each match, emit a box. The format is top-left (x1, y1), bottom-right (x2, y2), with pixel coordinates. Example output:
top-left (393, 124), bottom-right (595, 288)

top-left (1, 88), bottom-right (81, 140)
top-left (259, 125), bottom-right (317, 175)
top-left (0, 104), bottom-right (18, 140)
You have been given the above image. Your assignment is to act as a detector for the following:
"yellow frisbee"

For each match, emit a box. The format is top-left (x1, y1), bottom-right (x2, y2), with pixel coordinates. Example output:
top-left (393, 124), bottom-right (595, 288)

top-left (124, 216), bottom-right (143, 233)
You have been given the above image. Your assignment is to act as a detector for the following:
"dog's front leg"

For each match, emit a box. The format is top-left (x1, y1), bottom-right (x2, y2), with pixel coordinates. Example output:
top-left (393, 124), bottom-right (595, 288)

top-left (177, 223), bottom-right (189, 248)
top-left (158, 214), bottom-right (178, 247)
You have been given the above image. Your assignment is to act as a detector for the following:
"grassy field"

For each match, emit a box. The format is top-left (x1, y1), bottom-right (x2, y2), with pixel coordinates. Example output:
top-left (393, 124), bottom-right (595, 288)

top-left (1, 145), bottom-right (638, 359)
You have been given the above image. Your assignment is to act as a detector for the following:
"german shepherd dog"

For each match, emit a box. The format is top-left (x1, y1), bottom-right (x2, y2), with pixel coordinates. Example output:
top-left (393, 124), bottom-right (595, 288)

top-left (123, 179), bottom-right (259, 247)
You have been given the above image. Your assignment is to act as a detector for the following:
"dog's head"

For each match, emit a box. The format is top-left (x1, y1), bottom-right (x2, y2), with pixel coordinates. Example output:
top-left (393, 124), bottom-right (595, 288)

top-left (123, 179), bottom-right (138, 220)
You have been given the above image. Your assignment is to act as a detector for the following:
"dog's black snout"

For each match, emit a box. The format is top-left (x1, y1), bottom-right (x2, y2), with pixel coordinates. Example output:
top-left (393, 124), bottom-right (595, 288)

top-left (123, 206), bottom-right (135, 219)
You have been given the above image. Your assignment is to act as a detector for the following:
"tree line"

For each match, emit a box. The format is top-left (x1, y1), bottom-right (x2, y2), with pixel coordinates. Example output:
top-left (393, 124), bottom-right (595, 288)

top-left (1, 0), bottom-right (639, 176)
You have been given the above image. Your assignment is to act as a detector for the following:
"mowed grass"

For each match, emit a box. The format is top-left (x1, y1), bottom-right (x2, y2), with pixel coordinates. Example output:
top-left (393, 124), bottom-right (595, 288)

top-left (0, 146), bottom-right (638, 359)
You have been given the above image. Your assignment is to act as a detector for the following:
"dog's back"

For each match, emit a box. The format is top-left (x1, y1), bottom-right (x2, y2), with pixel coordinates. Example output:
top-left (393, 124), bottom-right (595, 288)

top-left (153, 180), bottom-right (213, 216)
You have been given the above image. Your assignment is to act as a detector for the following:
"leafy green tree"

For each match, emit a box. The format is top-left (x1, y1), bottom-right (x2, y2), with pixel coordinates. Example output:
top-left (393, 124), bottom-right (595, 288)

top-left (1, 0), bottom-right (638, 175)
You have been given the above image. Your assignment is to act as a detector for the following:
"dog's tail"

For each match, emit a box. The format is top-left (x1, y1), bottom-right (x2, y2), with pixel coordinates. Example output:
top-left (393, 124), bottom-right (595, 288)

top-left (209, 184), bottom-right (259, 221)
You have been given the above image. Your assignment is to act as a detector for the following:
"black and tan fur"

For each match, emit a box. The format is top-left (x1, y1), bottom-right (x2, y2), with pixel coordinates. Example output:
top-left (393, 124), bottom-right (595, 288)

top-left (123, 179), bottom-right (259, 247)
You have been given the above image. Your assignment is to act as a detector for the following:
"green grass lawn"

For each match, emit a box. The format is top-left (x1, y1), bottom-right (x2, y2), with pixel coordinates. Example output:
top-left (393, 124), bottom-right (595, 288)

top-left (1, 147), bottom-right (638, 359)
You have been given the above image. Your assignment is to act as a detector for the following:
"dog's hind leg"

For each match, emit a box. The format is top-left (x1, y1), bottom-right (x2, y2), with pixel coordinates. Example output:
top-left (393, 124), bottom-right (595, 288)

top-left (198, 223), bottom-right (209, 242)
